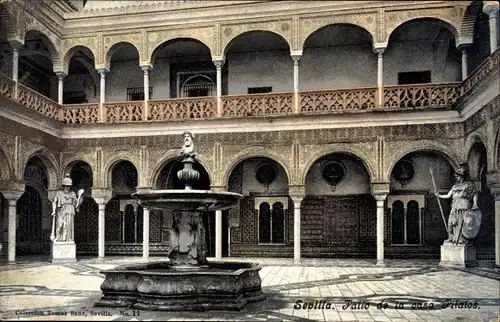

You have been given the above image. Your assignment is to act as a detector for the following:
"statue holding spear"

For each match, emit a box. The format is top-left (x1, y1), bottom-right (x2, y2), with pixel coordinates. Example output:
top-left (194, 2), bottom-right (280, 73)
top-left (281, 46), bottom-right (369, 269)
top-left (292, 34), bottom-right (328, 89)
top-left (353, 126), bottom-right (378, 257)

top-left (431, 164), bottom-right (481, 245)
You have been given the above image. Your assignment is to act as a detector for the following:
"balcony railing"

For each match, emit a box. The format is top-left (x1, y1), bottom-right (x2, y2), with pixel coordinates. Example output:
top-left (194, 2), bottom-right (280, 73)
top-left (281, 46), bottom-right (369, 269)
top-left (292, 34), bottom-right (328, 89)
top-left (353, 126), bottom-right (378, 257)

top-left (149, 96), bottom-right (217, 121)
top-left (300, 87), bottom-right (377, 114)
top-left (383, 83), bottom-right (461, 110)
top-left (222, 92), bottom-right (293, 117)
top-left (61, 103), bottom-right (100, 124)
top-left (0, 49), bottom-right (497, 125)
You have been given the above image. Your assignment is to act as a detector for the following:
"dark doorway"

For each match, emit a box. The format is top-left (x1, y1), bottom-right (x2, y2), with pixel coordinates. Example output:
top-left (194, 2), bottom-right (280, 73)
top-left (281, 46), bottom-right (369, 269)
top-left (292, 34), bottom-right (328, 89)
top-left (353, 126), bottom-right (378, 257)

top-left (16, 186), bottom-right (43, 254)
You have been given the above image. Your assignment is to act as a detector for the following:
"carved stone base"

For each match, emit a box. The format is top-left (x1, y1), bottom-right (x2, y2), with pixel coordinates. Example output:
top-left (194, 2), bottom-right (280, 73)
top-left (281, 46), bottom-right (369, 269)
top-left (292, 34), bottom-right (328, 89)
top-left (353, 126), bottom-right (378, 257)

top-left (439, 243), bottom-right (477, 268)
top-left (51, 241), bottom-right (77, 263)
top-left (95, 261), bottom-right (265, 311)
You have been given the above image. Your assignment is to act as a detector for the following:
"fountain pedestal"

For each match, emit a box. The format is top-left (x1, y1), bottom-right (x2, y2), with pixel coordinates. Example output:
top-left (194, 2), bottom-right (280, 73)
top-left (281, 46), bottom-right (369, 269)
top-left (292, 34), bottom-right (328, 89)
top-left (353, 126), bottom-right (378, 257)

top-left (95, 137), bottom-right (265, 311)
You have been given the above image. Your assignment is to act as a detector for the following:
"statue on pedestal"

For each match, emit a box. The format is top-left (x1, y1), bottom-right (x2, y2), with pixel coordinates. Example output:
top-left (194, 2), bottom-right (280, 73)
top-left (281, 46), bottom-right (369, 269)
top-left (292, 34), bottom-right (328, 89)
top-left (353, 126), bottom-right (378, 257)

top-left (434, 164), bottom-right (481, 245)
top-left (181, 131), bottom-right (195, 158)
top-left (50, 174), bottom-right (84, 242)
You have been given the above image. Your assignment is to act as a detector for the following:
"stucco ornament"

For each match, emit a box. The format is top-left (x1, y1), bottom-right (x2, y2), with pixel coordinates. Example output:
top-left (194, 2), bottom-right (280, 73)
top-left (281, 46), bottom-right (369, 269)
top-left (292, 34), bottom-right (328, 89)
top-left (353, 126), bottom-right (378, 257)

top-left (50, 174), bottom-right (84, 242)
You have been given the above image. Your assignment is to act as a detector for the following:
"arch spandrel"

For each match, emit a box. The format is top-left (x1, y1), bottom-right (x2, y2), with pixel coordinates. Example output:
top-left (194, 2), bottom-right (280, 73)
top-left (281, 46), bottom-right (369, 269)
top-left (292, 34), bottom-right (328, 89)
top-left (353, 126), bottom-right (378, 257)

top-left (300, 143), bottom-right (377, 186)
top-left (384, 7), bottom-right (463, 45)
top-left (221, 20), bottom-right (293, 55)
top-left (384, 140), bottom-right (462, 183)
top-left (61, 39), bottom-right (98, 75)
top-left (102, 153), bottom-right (141, 189)
top-left (103, 37), bottom-right (142, 70)
top-left (61, 154), bottom-right (97, 187)
top-left (221, 146), bottom-right (292, 188)
top-left (23, 12), bottom-right (62, 68)
top-left (463, 131), bottom-right (488, 163)
top-left (148, 27), bottom-right (215, 64)
top-left (299, 14), bottom-right (377, 51)
top-left (22, 149), bottom-right (60, 190)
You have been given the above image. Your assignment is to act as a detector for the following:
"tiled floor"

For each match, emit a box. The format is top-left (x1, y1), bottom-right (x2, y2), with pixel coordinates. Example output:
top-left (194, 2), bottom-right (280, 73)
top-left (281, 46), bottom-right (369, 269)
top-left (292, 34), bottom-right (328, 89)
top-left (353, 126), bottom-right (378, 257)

top-left (0, 257), bottom-right (499, 321)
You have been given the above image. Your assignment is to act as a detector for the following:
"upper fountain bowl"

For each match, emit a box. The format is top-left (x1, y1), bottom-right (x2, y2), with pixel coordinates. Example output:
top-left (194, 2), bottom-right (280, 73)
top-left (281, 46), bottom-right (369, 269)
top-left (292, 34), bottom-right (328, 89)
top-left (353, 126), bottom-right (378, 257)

top-left (133, 188), bottom-right (243, 212)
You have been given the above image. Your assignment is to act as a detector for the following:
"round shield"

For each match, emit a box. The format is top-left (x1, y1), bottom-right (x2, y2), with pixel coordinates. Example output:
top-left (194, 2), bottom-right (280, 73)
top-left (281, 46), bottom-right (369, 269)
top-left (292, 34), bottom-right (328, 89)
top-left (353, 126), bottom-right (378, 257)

top-left (461, 209), bottom-right (482, 239)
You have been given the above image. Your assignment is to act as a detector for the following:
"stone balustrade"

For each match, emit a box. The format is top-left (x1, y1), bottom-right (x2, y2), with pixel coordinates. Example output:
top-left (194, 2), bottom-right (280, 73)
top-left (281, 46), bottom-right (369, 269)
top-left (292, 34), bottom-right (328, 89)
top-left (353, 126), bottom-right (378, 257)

top-left (0, 50), bottom-right (497, 124)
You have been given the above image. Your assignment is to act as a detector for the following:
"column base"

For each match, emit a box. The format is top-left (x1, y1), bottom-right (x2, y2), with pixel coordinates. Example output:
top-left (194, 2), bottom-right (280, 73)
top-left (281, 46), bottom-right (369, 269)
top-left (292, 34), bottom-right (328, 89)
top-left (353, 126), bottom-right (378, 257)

top-left (51, 241), bottom-right (77, 263)
top-left (376, 260), bottom-right (385, 267)
top-left (439, 243), bottom-right (477, 268)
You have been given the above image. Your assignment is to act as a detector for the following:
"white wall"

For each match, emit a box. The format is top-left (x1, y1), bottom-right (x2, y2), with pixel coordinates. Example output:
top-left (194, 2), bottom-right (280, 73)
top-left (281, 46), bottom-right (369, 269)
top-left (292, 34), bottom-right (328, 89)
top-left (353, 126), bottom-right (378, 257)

top-left (239, 158), bottom-right (289, 195)
top-left (385, 40), bottom-right (461, 85)
top-left (300, 44), bottom-right (377, 90)
top-left (305, 156), bottom-right (371, 196)
top-left (389, 152), bottom-right (453, 192)
top-left (227, 50), bottom-right (293, 95)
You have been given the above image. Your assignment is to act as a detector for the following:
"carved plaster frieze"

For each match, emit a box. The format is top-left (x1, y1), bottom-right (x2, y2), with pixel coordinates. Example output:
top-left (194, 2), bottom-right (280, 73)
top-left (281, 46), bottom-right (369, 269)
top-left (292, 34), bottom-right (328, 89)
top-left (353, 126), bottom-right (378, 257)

top-left (384, 6), bottom-right (463, 44)
top-left (148, 27), bottom-right (215, 62)
top-left (103, 32), bottom-right (143, 67)
top-left (61, 36), bottom-right (98, 73)
top-left (221, 19), bottom-right (293, 55)
top-left (299, 12), bottom-right (377, 51)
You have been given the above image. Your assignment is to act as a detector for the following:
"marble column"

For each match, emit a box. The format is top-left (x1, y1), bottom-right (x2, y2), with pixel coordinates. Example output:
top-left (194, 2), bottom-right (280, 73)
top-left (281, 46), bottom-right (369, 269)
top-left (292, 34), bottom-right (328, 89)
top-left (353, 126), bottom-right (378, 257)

top-left (373, 194), bottom-right (387, 264)
top-left (484, 4), bottom-right (499, 54)
top-left (142, 66), bottom-right (151, 120)
top-left (214, 60), bottom-right (223, 116)
top-left (11, 45), bottom-right (20, 99)
top-left (460, 45), bottom-right (469, 81)
top-left (292, 55), bottom-right (300, 113)
top-left (291, 196), bottom-right (304, 262)
top-left (3, 192), bottom-right (23, 263)
top-left (375, 48), bottom-right (385, 108)
top-left (98, 202), bottom-right (105, 258)
top-left (215, 210), bottom-right (222, 259)
top-left (97, 69), bottom-right (107, 122)
top-left (143, 206), bottom-right (150, 259)
top-left (56, 72), bottom-right (66, 104)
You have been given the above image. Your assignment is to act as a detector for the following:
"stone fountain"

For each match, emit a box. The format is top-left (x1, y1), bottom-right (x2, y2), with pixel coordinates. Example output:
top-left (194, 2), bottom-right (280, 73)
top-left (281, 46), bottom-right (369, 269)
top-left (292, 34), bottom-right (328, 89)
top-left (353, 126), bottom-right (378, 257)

top-left (95, 132), bottom-right (265, 311)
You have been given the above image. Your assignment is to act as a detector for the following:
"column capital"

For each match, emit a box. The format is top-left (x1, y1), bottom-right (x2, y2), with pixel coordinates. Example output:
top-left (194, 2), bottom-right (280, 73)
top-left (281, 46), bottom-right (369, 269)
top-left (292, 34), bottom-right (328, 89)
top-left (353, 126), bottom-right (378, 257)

top-left (91, 188), bottom-right (113, 205)
top-left (483, 1), bottom-right (499, 16)
top-left (457, 43), bottom-right (472, 51)
top-left (371, 183), bottom-right (390, 196)
top-left (55, 71), bottom-right (67, 79)
top-left (291, 54), bottom-right (301, 62)
top-left (290, 195), bottom-right (305, 205)
top-left (372, 194), bottom-right (388, 202)
top-left (373, 43), bottom-right (387, 54)
top-left (140, 64), bottom-right (152, 72)
top-left (2, 190), bottom-right (24, 201)
top-left (289, 184), bottom-right (305, 196)
top-left (8, 39), bottom-right (23, 50)
top-left (213, 59), bottom-right (224, 68)
top-left (97, 68), bottom-right (109, 77)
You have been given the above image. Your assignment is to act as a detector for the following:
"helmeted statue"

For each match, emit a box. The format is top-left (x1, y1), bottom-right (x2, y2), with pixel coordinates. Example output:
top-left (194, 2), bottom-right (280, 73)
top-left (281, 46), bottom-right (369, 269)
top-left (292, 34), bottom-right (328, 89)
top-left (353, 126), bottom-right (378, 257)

top-left (435, 164), bottom-right (481, 244)
top-left (51, 174), bottom-right (84, 242)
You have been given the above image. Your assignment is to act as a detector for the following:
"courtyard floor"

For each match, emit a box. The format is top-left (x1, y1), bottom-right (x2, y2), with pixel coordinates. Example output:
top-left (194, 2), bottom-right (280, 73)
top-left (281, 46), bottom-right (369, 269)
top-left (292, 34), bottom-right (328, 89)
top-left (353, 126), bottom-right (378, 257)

top-left (0, 256), bottom-right (499, 322)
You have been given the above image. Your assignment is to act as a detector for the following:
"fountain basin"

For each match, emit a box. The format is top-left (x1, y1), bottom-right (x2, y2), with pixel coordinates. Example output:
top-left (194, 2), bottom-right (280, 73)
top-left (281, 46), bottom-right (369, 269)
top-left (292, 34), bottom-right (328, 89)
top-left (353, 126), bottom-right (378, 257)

top-left (95, 261), bottom-right (265, 311)
top-left (133, 189), bottom-right (242, 211)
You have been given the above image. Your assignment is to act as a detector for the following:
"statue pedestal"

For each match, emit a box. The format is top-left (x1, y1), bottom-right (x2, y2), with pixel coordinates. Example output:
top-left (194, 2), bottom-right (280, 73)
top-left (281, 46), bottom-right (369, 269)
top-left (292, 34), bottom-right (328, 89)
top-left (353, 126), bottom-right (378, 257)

top-left (439, 243), bottom-right (477, 268)
top-left (51, 241), bottom-right (77, 263)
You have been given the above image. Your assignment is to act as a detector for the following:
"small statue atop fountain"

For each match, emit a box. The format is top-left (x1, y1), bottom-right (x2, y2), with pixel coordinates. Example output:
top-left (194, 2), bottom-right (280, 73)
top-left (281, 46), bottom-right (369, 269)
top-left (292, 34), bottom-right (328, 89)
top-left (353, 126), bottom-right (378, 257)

top-left (51, 174), bottom-right (84, 242)
top-left (181, 131), bottom-right (195, 158)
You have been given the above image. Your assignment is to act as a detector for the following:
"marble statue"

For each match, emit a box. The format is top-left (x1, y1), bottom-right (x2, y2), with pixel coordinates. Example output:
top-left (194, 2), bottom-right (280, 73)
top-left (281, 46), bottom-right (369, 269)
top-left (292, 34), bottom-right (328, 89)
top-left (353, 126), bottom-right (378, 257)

top-left (435, 164), bottom-right (481, 244)
top-left (181, 131), bottom-right (195, 157)
top-left (51, 174), bottom-right (84, 242)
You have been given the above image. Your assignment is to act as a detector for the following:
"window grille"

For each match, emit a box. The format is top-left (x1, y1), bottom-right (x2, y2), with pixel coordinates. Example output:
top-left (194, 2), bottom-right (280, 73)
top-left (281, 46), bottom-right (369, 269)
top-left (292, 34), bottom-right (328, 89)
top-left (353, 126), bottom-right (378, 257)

top-left (127, 87), bottom-right (153, 101)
